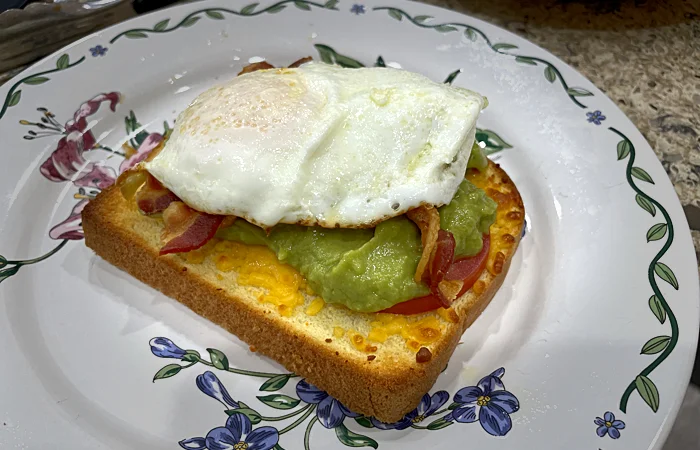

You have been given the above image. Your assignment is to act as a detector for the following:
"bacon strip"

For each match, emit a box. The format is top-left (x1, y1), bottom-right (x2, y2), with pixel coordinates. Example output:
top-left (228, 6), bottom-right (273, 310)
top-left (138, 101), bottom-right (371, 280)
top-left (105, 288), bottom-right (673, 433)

top-left (407, 205), bottom-right (441, 282)
top-left (160, 202), bottom-right (225, 255)
top-left (136, 174), bottom-right (180, 214)
top-left (430, 230), bottom-right (456, 284)
top-left (288, 56), bottom-right (312, 68)
top-left (238, 61), bottom-right (275, 75)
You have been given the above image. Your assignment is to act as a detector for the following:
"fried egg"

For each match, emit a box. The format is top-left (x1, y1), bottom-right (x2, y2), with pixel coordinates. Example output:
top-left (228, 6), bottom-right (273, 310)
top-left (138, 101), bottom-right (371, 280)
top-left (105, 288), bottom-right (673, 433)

top-left (145, 62), bottom-right (485, 228)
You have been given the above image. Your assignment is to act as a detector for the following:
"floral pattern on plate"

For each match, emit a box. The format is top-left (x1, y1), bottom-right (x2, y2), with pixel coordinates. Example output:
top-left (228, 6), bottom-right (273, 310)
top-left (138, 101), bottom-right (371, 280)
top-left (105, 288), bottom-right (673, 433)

top-left (149, 337), bottom-right (519, 449)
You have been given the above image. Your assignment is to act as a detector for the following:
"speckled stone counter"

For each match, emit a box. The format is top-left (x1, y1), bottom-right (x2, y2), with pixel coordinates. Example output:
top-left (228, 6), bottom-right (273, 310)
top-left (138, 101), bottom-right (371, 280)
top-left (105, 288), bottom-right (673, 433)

top-left (422, 0), bottom-right (700, 268)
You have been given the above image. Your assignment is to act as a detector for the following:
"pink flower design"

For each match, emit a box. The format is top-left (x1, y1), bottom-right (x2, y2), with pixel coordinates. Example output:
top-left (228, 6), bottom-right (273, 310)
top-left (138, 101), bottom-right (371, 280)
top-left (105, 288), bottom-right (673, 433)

top-left (33, 92), bottom-right (166, 241)
top-left (39, 92), bottom-right (121, 187)
top-left (49, 198), bottom-right (89, 240)
top-left (119, 132), bottom-right (163, 173)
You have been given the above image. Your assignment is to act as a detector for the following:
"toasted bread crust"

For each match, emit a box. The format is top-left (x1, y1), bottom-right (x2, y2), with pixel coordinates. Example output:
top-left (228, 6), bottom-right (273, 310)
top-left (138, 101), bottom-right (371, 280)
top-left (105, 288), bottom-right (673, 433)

top-left (82, 160), bottom-right (524, 422)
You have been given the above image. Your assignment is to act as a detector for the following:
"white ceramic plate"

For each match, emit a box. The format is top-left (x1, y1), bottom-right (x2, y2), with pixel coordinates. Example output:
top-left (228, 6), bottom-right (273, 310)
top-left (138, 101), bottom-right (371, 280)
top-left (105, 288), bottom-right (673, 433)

top-left (0, 1), bottom-right (698, 449)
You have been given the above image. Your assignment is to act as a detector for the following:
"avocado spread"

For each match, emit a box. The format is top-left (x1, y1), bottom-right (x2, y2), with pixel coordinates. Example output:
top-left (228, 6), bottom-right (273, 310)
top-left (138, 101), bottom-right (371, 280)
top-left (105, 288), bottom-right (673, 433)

top-left (216, 145), bottom-right (497, 312)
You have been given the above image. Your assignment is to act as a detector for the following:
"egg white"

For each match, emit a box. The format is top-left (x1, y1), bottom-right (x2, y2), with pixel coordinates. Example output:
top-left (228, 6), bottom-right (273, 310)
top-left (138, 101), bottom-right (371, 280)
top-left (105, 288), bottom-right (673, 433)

top-left (145, 62), bottom-right (484, 228)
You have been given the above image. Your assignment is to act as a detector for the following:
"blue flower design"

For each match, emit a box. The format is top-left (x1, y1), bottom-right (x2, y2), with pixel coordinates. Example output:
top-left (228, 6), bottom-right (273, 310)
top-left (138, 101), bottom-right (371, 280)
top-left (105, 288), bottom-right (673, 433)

top-left (197, 371), bottom-right (239, 409)
top-left (595, 411), bottom-right (625, 439)
top-left (350, 4), bottom-right (365, 14)
top-left (586, 110), bottom-right (606, 125)
top-left (296, 379), bottom-right (358, 428)
top-left (179, 413), bottom-right (278, 450)
top-left (90, 45), bottom-right (108, 57)
top-left (150, 337), bottom-right (186, 359)
top-left (443, 368), bottom-right (519, 436)
top-left (371, 391), bottom-right (449, 430)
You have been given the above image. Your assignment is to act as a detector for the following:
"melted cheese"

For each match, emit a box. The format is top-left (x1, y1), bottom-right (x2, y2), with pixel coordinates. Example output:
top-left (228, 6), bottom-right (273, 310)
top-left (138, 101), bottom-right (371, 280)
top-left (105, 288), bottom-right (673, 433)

top-left (212, 240), bottom-right (306, 316)
top-left (366, 314), bottom-right (444, 351)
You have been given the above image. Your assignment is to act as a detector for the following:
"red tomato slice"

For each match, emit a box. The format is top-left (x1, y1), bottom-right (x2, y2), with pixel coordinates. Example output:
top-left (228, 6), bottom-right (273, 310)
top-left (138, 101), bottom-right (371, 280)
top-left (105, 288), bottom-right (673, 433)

top-left (380, 294), bottom-right (445, 315)
top-left (380, 234), bottom-right (491, 315)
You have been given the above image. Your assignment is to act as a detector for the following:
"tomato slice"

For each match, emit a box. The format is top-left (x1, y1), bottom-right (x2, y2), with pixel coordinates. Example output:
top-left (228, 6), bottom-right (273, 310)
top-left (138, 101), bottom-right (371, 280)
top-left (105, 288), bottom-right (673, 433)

top-left (380, 234), bottom-right (491, 315)
top-left (380, 294), bottom-right (445, 315)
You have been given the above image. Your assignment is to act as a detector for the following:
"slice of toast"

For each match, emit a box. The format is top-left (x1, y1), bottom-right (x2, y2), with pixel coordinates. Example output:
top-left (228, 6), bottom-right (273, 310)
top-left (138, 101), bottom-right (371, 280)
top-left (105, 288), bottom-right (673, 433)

top-left (82, 160), bottom-right (524, 422)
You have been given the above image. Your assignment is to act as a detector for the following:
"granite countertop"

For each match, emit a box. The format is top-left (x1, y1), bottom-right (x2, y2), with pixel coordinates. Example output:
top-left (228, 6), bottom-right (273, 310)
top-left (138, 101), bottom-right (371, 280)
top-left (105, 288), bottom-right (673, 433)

top-left (423, 0), bottom-right (700, 269)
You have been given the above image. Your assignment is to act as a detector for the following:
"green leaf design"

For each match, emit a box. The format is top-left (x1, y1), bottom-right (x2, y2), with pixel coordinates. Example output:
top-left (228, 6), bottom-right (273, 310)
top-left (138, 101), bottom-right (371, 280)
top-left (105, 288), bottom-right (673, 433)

top-left (153, 364), bottom-right (181, 381)
top-left (492, 43), bottom-right (518, 51)
top-left (259, 373), bottom-right (291, 391)
top-left (544, 66), bottom-right (556, 83)
top-left (447, 401), bottom-right (460, 410)
top-left (181, 16), bottom-right (200, 27)
top-left (567, 87), bottom-right (593, 97)
top-left (641, 335), bottom-right (671, 355)
top-left (631, 167), bottom-right (654, 184)
top-left (154, 19), bottom-right (170, 31)
top-left (636, 194), bottom-right (656, 217)
top-left (464, 28), bottom-right (476, 41)
top-left (226, 408), bottom-right (262, 424)
top-left (654, 262), bottom-right (679, 290)
top-left (0, 255), bottom-right (7, 269)
top-left (207, 348), bottom-right (229, 370)
top-left (241, 3), bottom-right (258, 14)
top-left (335, 54), bottom-right (364, 68)
top-left (23, 76), bottom-right (49, 85)
top-left (475, 128), bottom-right (513, 154)
top-left (635, 375), bottom-right (660, 412)
top-left (125, 31), bottom-right (148, 39)
top-left (414, 15), bottom-right (432, 23)
top-left (335, 423), bottom-right (378, 449)
top-left (354, 416), bottom-right (374, 428)
top-left (272, 444), bottom-right (286, 450)
top-left (0, 265), bottom-right (20, 284)
top-left (256, 394), bottom-right (301, 409)
top-left (648, 295), bottom-right (666, 324)
top-left (313, 44), bottom-right (364, 68)
top-left (206, 10), bottom-right (225, 19)
top-left (266, 4), bottom-right (286, 13)
top-left (315, 44), bottom-right (334, 64)
top-left (443, 69), bottom-right (461, 85)
top-left (617, 140), bottom-right (631, 160)
top-left (182, 349), bottom-right (201, 363)
top-left (56, 54), bottom-right (69, 69)
top-left (515, 56), bottom-right (537, 66)
top-left (388, 8), bottom-right (403, 21)
top-left (646, 223), bottom-right (668, 242)
top-left (323, 0), bottom-right (339, 8)
top-left (427, 417), bottom-right (454, 430)
top-left (294, 1), bottom-right (311, 11)
top-left (375, 56), bottom-right (386, 67)
top-left (7, 90), bottom-right (21, 107)
top-left (435, 25), bottom-right (457, 33)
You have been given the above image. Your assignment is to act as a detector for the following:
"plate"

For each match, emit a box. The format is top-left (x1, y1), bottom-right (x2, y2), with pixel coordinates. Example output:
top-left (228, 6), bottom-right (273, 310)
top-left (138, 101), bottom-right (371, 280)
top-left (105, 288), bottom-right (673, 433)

top-left (0, 1), bottom-right (698, 449)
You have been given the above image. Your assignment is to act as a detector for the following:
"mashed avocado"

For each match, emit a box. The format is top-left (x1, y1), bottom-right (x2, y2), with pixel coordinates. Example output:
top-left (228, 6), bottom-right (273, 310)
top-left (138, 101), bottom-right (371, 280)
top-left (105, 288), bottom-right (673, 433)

top-left (216, 148), bottom-right (497, 312)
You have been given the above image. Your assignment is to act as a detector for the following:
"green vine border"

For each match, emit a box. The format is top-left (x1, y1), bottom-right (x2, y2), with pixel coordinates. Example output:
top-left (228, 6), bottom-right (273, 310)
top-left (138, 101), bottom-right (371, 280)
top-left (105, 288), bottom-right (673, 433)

top-left (0, 55), bottom-right (84, 121)
top-left (609, 127), bottom-right (680, 414)
top-left (373, 7), bottom-right (593, 108)
top-left (110, 0), bottom-right (340, 43)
